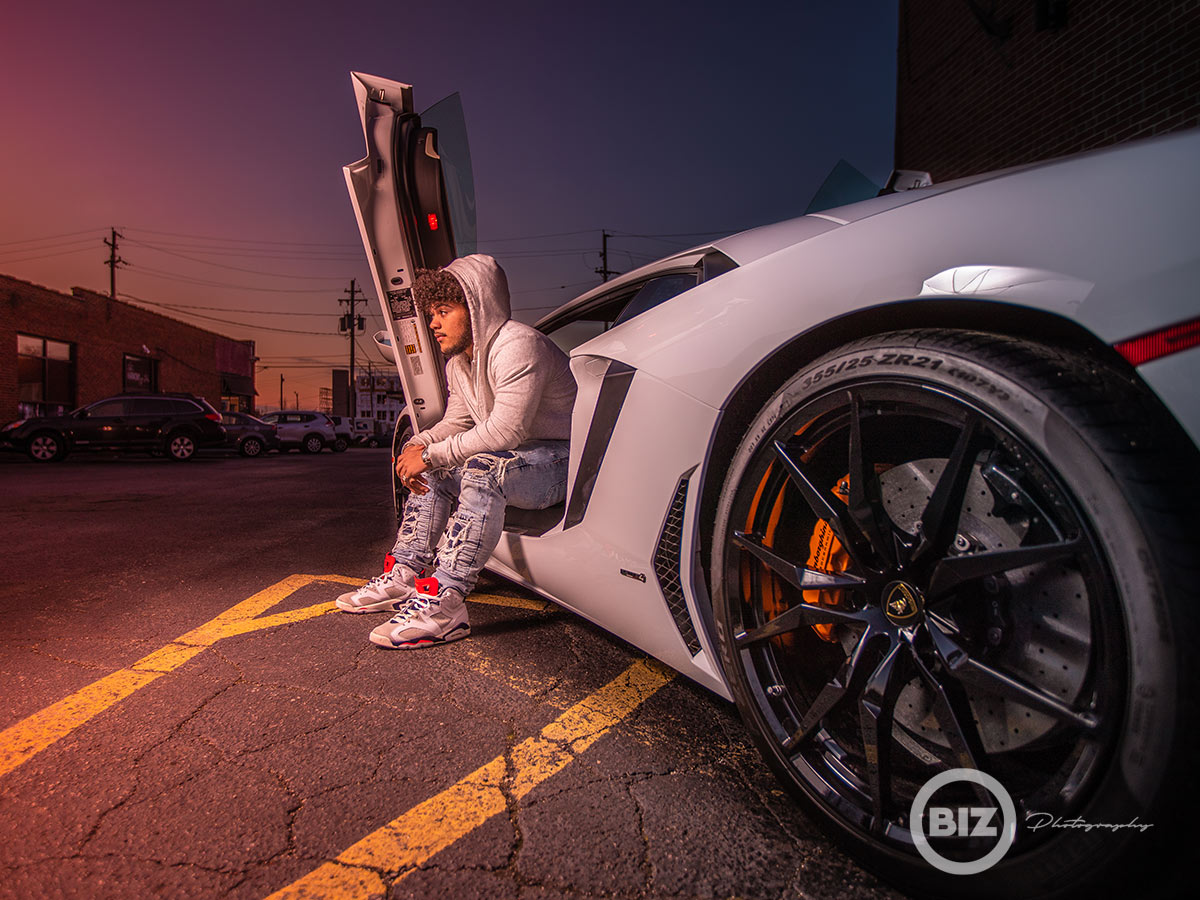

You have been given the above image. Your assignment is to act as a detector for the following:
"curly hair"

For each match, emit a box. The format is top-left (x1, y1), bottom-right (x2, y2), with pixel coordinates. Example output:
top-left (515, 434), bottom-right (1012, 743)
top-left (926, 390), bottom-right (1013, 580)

top-left (413, 267), bottom-right (466, 315)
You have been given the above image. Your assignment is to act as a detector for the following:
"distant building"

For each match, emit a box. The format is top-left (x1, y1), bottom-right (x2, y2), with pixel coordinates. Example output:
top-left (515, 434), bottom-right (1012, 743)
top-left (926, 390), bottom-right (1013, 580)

top-left (322, 367), bottom-right (406, 432)
top-left (895, 0), bottom-right (1200, 180)
top-left (356, 369), bottom-right (406, 430)
top-left (0, 274), bottom-right (257, 419)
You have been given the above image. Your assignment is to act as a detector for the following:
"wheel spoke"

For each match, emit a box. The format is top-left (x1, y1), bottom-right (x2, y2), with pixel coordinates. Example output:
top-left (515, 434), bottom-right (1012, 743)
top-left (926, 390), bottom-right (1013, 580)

top-left (772, 440), bottom-right (873, 568)
top-left (910, 651), bottom-right (990, 779)
top-left (782, 624), bottom-right (885, 753)
top-left (927, 621), bottom-right (1099, 731)
top-left (859, 640), bottom-right (908, 832)
top-left (847, 392), bottom-right (898, 568)
top-left (733, 531), bottom-right (867, 592)
top-left (927, 538), bottom-right (1083, 599)
top-left (736, 600), bottom-right (871, 646)
top-left (912, 414), bottom-right (985, 565)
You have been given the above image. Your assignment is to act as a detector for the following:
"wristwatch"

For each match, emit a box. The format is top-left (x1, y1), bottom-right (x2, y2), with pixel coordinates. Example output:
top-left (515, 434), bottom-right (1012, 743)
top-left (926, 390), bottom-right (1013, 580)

top-left (420, 446), bottom-right (432, 467)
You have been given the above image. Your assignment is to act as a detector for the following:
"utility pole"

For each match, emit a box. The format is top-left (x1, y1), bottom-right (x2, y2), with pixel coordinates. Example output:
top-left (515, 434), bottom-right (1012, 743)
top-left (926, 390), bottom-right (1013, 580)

top-left (594, 230), bottom-right (620, 283)
top-left (367, 360), bottom-right (376, 423)
top-left (279, 374), bottom-right (284, 410)
top-left (103, 228), bottom-right (126, 299)
top-left (294, 390), bottom-right (300, 409)
top-left (338, 279), bottom-right (364, 417)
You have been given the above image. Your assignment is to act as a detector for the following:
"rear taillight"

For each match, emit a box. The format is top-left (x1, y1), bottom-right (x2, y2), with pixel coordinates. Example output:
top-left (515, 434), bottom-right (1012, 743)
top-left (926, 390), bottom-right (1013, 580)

top-left (205, 413), bottom-right (221, 421)
top-left (1114, 317), bottom-right (1200, 366)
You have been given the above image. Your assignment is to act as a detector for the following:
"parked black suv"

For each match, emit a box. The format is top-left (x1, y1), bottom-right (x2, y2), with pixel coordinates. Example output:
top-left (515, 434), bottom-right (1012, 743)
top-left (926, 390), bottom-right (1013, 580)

top-left (0, 393), bottom-right (226, 462)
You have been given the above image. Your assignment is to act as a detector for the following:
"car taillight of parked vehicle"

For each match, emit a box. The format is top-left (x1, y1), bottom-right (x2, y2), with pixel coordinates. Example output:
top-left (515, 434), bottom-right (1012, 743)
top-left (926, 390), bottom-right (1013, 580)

top-left (205, 412), bottom-right (221, 422)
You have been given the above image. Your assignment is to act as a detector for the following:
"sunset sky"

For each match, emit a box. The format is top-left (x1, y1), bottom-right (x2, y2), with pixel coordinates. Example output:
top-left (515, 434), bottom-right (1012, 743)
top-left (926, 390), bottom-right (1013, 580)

top-left (0, 1), bottom-right (899, 409)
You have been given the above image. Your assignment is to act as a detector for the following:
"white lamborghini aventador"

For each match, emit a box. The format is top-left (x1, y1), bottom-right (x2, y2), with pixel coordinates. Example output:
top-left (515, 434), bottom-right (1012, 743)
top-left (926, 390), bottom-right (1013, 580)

top-left (344, 73), bottom-right (1199, 899)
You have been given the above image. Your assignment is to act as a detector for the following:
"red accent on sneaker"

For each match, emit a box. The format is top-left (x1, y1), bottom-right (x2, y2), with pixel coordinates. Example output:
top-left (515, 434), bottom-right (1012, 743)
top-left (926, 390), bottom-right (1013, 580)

top-left (384, 554), bottom-right (396, 573)
top-left (414, 576), bottom-right (440, 596)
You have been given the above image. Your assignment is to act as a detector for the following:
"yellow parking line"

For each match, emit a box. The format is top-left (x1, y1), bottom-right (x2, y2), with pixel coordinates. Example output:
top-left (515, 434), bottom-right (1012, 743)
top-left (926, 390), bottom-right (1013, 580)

top-left (0, 574), bottom-right (352, 778)
top-left (0, 575), bottom-right (561, 779)
top-left (265, 658), bottom-right (675, 899)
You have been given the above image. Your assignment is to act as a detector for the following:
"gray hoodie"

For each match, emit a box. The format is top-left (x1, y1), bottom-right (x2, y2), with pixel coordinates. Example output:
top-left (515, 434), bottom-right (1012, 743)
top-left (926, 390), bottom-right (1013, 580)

top-left (410, 254), bottom-right (577, 469)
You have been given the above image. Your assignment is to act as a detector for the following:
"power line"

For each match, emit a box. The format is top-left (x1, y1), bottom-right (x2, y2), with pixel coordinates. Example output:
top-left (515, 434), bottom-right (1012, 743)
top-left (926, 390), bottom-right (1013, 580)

top-left (124, 237), bottom-right (349, 280)
top-left (120, 293), bottom-right (340, 335)
top-left (120, 240), bottom-right (363, 262)
top-left (124, 226), bottom-right (361, 248)
top-left (129, 264), bottom-right (336, 293)
top-left (0, 229), bottom-right (104, 247)
top-left (0, 243), bottom-right (97, 265)
top-left (129, 298), bottom-right (347, 317)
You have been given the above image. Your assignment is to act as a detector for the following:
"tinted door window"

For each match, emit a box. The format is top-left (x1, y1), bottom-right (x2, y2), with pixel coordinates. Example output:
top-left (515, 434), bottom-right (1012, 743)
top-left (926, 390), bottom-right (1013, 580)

top-left (86, 400), bottom-right (129, 417)
top-left (612, 273), bottom-right (698, 327)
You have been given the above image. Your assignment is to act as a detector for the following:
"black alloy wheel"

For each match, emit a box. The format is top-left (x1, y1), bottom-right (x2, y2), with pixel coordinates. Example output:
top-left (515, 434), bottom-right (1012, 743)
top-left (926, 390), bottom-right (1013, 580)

top-left (333, 436), bottom-right (349, 452)
top-left (240, 436), bottom-right (264, 458)
top-left (711, 330), bottom-right (1196, 899)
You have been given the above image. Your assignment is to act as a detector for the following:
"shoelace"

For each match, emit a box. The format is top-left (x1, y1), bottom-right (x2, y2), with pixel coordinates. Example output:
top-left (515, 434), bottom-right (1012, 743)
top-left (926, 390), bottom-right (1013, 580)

top-left (389, 593), bottom-right (433, 624)
top-left (361, 571), bottom-right (395, 591)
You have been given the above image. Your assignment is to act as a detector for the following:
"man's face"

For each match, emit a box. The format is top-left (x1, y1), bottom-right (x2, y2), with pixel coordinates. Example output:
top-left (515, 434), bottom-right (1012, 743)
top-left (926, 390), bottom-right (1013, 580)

top-left (429, 301), bottom-right (472, 357)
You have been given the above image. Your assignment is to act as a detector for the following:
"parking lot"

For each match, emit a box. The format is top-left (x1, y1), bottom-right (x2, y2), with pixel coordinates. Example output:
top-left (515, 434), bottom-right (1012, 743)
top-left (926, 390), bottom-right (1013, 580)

top-left (0, 450), bottom-right (899, 899)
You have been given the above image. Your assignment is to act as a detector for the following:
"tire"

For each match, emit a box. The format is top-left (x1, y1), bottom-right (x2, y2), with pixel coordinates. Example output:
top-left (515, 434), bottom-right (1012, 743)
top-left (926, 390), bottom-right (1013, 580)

top-left (391, 422), bottom-right (416, 515)
top-left (26, 431), bottom-right (66, 462)
top-left (240, 436), bottom-right (264, 458)
top-left (710, 329), bottom-right (1197, 899)
top-left (333, 437), bottom-right (349, 453)
top-left (302, 434), bottom-right (324, 454)
top-left (165, 431), bottom-right (196, 461)
top-left (365, 436), bottom-right (380, 448)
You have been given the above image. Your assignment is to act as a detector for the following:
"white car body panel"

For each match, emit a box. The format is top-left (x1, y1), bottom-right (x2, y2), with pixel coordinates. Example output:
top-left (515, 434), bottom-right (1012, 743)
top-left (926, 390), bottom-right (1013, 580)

top-left (485, 360), bottom-right (727, 695)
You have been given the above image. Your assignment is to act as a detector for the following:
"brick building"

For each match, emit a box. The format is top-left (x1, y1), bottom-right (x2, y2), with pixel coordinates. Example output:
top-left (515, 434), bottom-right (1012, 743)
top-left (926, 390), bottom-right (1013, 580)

top-left (895, 0), bottom-right (1200, 180)
top-left (1, 274), bottom-right (257, 420)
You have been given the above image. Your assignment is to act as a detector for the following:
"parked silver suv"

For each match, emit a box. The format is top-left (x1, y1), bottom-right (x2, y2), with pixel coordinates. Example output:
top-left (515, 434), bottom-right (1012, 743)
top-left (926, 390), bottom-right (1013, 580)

top-left (259, 410), bottom-right (336, 454)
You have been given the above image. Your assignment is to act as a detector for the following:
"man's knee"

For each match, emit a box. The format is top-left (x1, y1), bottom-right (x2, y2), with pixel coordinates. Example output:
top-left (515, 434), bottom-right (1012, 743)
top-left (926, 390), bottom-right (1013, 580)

top-left (462, 451), bottom-right (515, 492)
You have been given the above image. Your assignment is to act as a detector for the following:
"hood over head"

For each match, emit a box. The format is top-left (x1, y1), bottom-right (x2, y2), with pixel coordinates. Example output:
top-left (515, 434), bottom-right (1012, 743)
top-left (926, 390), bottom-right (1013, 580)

top-left (442, 254), bottom-right (512, 413)
top-left (444, 253), bottom-right (510, 360)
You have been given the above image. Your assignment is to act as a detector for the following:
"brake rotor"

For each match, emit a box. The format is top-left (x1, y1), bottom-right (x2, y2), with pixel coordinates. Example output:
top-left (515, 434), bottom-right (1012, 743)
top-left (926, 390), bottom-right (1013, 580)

top-left (880, 459), bottom-right (1092, 753)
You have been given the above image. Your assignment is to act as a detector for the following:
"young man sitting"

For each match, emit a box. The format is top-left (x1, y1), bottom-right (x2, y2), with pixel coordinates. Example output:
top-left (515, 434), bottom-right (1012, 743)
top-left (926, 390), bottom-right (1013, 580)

top-left (336, 254), bottom-right (577, 648)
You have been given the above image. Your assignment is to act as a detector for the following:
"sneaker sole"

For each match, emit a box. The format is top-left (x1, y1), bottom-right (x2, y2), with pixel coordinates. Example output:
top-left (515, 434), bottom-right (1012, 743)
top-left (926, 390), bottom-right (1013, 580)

top-left (369, 623), bottom-right (470, 650)
top-left (335, 595), bottom-right (411, 614)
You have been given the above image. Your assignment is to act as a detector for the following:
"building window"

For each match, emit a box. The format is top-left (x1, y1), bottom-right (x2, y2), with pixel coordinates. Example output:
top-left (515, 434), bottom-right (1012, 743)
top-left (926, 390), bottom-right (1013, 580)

top-left (17, 334), bottom-right (75, 417)
top-left (123, 354), bottom-right (158, 392)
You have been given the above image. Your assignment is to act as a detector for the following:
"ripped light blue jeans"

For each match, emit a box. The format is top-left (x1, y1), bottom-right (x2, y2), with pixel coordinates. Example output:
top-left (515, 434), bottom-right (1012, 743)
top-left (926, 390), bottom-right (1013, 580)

top-left (389, 440), bottom-right (570, 596)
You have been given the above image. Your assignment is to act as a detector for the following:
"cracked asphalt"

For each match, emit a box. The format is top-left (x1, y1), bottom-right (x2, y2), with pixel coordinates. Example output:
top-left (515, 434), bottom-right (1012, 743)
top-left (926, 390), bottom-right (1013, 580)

top-left (0, 449), bottom-right (902, 900)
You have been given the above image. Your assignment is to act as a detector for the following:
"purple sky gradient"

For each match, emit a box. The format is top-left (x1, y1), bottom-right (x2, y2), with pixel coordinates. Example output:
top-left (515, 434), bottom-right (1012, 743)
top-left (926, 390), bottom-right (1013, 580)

top-left (0, 0), bottom-right (898, 408)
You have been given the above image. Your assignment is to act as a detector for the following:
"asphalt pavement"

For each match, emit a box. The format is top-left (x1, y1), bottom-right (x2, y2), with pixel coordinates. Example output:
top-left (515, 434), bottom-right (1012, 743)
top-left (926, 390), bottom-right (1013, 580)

top-left (0, 447), bottom-right (901, 899)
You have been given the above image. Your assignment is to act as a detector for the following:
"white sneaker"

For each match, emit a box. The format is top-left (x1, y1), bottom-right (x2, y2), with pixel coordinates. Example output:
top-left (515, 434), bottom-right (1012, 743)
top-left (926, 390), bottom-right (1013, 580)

top-left (369, 580), bottom-right (470, 649)
top-left (335, 564), bottom-right (419, 614)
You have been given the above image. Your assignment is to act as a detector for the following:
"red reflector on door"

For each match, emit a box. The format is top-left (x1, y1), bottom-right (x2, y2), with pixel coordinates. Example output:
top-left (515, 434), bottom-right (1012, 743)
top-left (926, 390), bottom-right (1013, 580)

top-left (1114, 317), bottom-right (1200, 366)
top-left (427, 213), bottom-right (439, 231)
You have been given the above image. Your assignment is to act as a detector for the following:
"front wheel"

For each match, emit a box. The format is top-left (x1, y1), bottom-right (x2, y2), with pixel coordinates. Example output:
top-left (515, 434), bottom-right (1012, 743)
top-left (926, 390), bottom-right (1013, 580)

top-left (240, 436), bottom-right (264, 458)
top-left (302, 434), bottom-right (324, 454)
top-left (333, 437), bottom-right (349, 453)
top-left (27, 431), bottom-right (66, 462)
top-left (710, 330), bottom-right (1196, 899)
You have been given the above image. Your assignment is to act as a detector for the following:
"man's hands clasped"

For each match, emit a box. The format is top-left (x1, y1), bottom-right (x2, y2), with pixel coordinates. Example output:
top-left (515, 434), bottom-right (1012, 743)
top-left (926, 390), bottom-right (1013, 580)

top-left (396, 443), bottom-right (431, 494)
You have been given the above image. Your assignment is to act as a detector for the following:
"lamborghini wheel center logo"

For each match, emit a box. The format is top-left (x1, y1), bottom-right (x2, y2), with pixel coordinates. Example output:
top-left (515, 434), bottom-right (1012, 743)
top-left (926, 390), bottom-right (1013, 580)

top-left (883, 581), bottom-right (923, 624)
